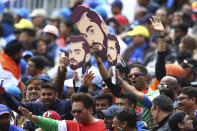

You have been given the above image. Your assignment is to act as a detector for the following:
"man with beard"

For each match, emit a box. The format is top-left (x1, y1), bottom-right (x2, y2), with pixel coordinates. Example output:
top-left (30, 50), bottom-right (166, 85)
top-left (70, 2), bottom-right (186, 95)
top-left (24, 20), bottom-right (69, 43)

top-left (69, 35), bottom-right (90, 70)
top-left (107, 34), bottom-right (120, 66)
top-left (0, 40), bottom-right (24, 91)
top-left (0, 82), bottom-right (73, 131)
top-left (70, 5), bottom-right (109, 60)
top-left (0, 104), bottom-right (23, 131)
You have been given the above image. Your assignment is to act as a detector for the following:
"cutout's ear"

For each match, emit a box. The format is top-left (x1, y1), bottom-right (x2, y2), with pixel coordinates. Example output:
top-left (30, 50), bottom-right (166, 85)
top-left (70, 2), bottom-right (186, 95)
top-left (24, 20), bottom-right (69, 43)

top-left (101, 21), bottom-right (109, 34)
top-left (85, 53), bottom-right (91, 62)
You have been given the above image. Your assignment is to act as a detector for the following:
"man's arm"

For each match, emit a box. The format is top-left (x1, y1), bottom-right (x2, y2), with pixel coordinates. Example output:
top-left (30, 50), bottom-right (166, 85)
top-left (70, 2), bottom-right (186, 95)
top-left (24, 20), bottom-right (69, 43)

top-left (18, 106), bottom-right (61, 131)
top-left (53, 52), bottom-right (68, 99)
top-left (150, 16), bottom-right (166, 81)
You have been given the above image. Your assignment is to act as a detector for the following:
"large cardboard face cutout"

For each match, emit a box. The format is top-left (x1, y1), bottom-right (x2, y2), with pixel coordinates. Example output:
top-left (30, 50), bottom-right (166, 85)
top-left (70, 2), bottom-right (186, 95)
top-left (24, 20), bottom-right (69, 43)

top-left (70, 6), bottom-right (109, 61)
top-left (69, 36), bottom-right (90, 70)
top-left (107, 34), bottom-right (120, 66)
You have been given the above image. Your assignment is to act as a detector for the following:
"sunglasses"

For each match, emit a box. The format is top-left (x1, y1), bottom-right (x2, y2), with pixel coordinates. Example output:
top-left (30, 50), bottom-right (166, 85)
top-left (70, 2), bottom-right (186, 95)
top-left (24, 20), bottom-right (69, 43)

top-left (128, 72), bottom-right (144, 78)
top-left (71, 109), bottom-right (82, 114)
top-left (27, 87), bottom-right (41, 91)
top-left (157, 84), bottom-right (168, 90)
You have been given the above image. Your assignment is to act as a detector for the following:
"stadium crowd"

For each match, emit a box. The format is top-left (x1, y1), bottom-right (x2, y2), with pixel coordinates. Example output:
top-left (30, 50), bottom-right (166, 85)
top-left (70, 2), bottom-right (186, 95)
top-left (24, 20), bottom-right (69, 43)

top-left (0, 0), bottom-right (197, 131)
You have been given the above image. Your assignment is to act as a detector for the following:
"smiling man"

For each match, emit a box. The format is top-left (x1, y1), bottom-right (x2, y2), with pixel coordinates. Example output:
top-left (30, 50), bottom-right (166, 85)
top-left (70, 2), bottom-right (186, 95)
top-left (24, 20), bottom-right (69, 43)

top-left (69, 35), bottom-right (90, 70)
top-left (107, 34), bottom-right (120, 66)
top-left (0, 82), bottom-right (73, 130)
top-left (178, 87), bottom-right (197, 116)
top-left (70, 5), bottom-right (109, 60)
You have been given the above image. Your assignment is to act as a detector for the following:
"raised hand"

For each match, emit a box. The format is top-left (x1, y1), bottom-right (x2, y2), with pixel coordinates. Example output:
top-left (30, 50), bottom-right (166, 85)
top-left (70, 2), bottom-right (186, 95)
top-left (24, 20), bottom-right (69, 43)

top-left (59, 51), bottom-right (69, 72)
top-left (150, 16), bottom-right (164, 32)
top-left (18, 106), bottom-right (33, 120)
top-left (83, 66), bottom-right (95, 87)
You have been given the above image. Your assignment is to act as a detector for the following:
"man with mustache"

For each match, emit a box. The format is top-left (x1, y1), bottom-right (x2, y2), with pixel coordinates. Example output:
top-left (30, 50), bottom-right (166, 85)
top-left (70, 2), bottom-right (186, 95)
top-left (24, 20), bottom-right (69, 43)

top-left (70, 5), bottom-right (109, 60)
top-left (107, 34), bottom-right (120, 66)
top-left (69, 35), bottom-right (90, 70)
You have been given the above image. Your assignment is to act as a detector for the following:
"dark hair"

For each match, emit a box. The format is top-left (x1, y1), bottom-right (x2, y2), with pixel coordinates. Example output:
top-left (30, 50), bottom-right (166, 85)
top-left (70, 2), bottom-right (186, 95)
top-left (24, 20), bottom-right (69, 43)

top-left (32, 38), bottom-right (46, 49)
top-left (108, 34), bottom-right (120, 54)
top-left (41, 82), bottom-right (56, 92)
top-left (177, 50), bottom-right (192, 64)
top-left (61, 20), bottom-right (74, 32)
top-left (28, 56), bottom-right (45, 70)
top-left (71, 92), bottom-right (94, 109)
top-left (169, 111), bottom-right (186, 131)
top-left (4, 39), bottom-right (23, 56)
top-left (179, 86), bottom-right (197, 104)
top-left (70, 6), bottom-right (102, 26)
top-left (174, 24), bottom-right (188, 34)
top-left (69, 35), bottom-right (90, 53)
top-left (118, 92), bottom-right (137, 108)
top-left (152, 95), bottom-right (173, 112)
top-left (114, 108), bottom-right (137, 128)
top-left (26, 77), bottom-right (42, 87)
top-left (21, 28), bottom-right (36, 37)
top-left (95, 93), bottom-right (113, 106)
top-left (129, 63), bottom-right (147, 75)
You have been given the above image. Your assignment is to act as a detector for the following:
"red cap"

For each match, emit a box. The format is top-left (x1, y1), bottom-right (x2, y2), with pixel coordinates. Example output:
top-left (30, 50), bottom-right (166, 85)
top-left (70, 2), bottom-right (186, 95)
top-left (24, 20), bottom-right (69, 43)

top-left (115, 14), bottom-right (128, 26)
top-left (42, 110), bottom-right (61, 120)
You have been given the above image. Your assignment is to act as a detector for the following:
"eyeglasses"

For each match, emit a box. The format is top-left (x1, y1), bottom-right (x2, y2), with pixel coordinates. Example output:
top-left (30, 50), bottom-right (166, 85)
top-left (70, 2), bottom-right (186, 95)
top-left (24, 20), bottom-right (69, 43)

top-left (157, 84), bottom-right (168, 90)
top-left (128, 72), bottom-right (144, 78)
top-left (71, 109), bottom-right (83, 114)
top-left (177, 96), bottom-right (190, 101)
top-left (183, 60), bottom-right (194, 68)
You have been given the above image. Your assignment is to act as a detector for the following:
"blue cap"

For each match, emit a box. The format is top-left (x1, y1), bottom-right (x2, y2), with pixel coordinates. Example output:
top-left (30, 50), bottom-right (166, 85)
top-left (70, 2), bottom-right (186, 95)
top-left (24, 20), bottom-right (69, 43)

top-left (0, 104), bottom-right (10, 115)
top-left (23, 50), bottom-right (34, 57)
top-left (37, 74), bottom-right (51, 82)
top-left (93, 6), bottom-right (107, 19)
top-left (111, 0), bottom-right (123, 9)
top-left (5, 86), bottom-right (21, 98)
top-left (101, 105), bottom-right (121, 117)
top-left (59, 8), bottom-right (71, 20)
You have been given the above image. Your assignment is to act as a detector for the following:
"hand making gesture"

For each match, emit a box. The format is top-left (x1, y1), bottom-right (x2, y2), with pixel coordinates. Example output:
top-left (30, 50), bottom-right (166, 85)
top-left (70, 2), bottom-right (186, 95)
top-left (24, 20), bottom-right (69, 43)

top-left (59, 51), bottom-right (69, 72)
top-left (150, 16), bottom-right (164, 33)
top-left (83, 66), bottom-right (95, 87)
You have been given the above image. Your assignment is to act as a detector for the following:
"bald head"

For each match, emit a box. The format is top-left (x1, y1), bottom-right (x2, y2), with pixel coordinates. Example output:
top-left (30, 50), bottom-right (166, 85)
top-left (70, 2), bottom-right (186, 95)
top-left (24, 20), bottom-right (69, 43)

top-left (160, 76), bottom-right (179, 87)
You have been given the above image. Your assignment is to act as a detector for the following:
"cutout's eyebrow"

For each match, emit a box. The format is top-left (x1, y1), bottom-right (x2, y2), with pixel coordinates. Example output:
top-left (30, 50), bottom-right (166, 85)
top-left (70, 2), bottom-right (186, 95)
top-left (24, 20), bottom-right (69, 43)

top-left (86, 25), bottom-right (93, 32)
top-left (74, 49), bottom-right (81, 52)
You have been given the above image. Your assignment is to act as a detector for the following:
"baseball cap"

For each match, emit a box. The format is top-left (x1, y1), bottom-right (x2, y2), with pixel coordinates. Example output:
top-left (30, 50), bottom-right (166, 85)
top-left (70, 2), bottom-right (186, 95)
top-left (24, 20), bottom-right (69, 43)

top-left (115, 14), bottom-right (128, 26)
top-left (14, 18), bottom-right (33, 29)
top-left (30, 9), bottom-right (46, 18)
top-left (0, 104), bottom-right (10, 116)
top-left (5, 86), bottom-right (21, 98)
top-left (101, 105), bottom-right (121, 117)
top-left (111, 0), bottom-right (123, 9)
top-left (42, 25), bottom-right (59, 38)
top-left (23, 50), bottom-right (34, 57)
top-left (181, 59), bottom-right (197, 73)
top-left (43, 110), bottom-right (61, 120)
top-left (127, 25), bottom-right (150, 38)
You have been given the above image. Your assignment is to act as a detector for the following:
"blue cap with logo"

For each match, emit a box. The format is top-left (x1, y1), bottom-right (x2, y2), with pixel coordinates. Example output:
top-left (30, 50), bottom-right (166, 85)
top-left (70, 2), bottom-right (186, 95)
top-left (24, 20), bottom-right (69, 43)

top-left (101, 105), bottom-right (121, 117)
top-left (0, 104), bottom-right (10, 115)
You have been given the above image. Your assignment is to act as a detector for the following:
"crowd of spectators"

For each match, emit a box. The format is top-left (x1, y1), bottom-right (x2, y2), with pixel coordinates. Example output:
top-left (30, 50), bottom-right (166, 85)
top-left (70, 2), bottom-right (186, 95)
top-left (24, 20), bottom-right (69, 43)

top-left (0, 0), bottom-right (197, 131)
